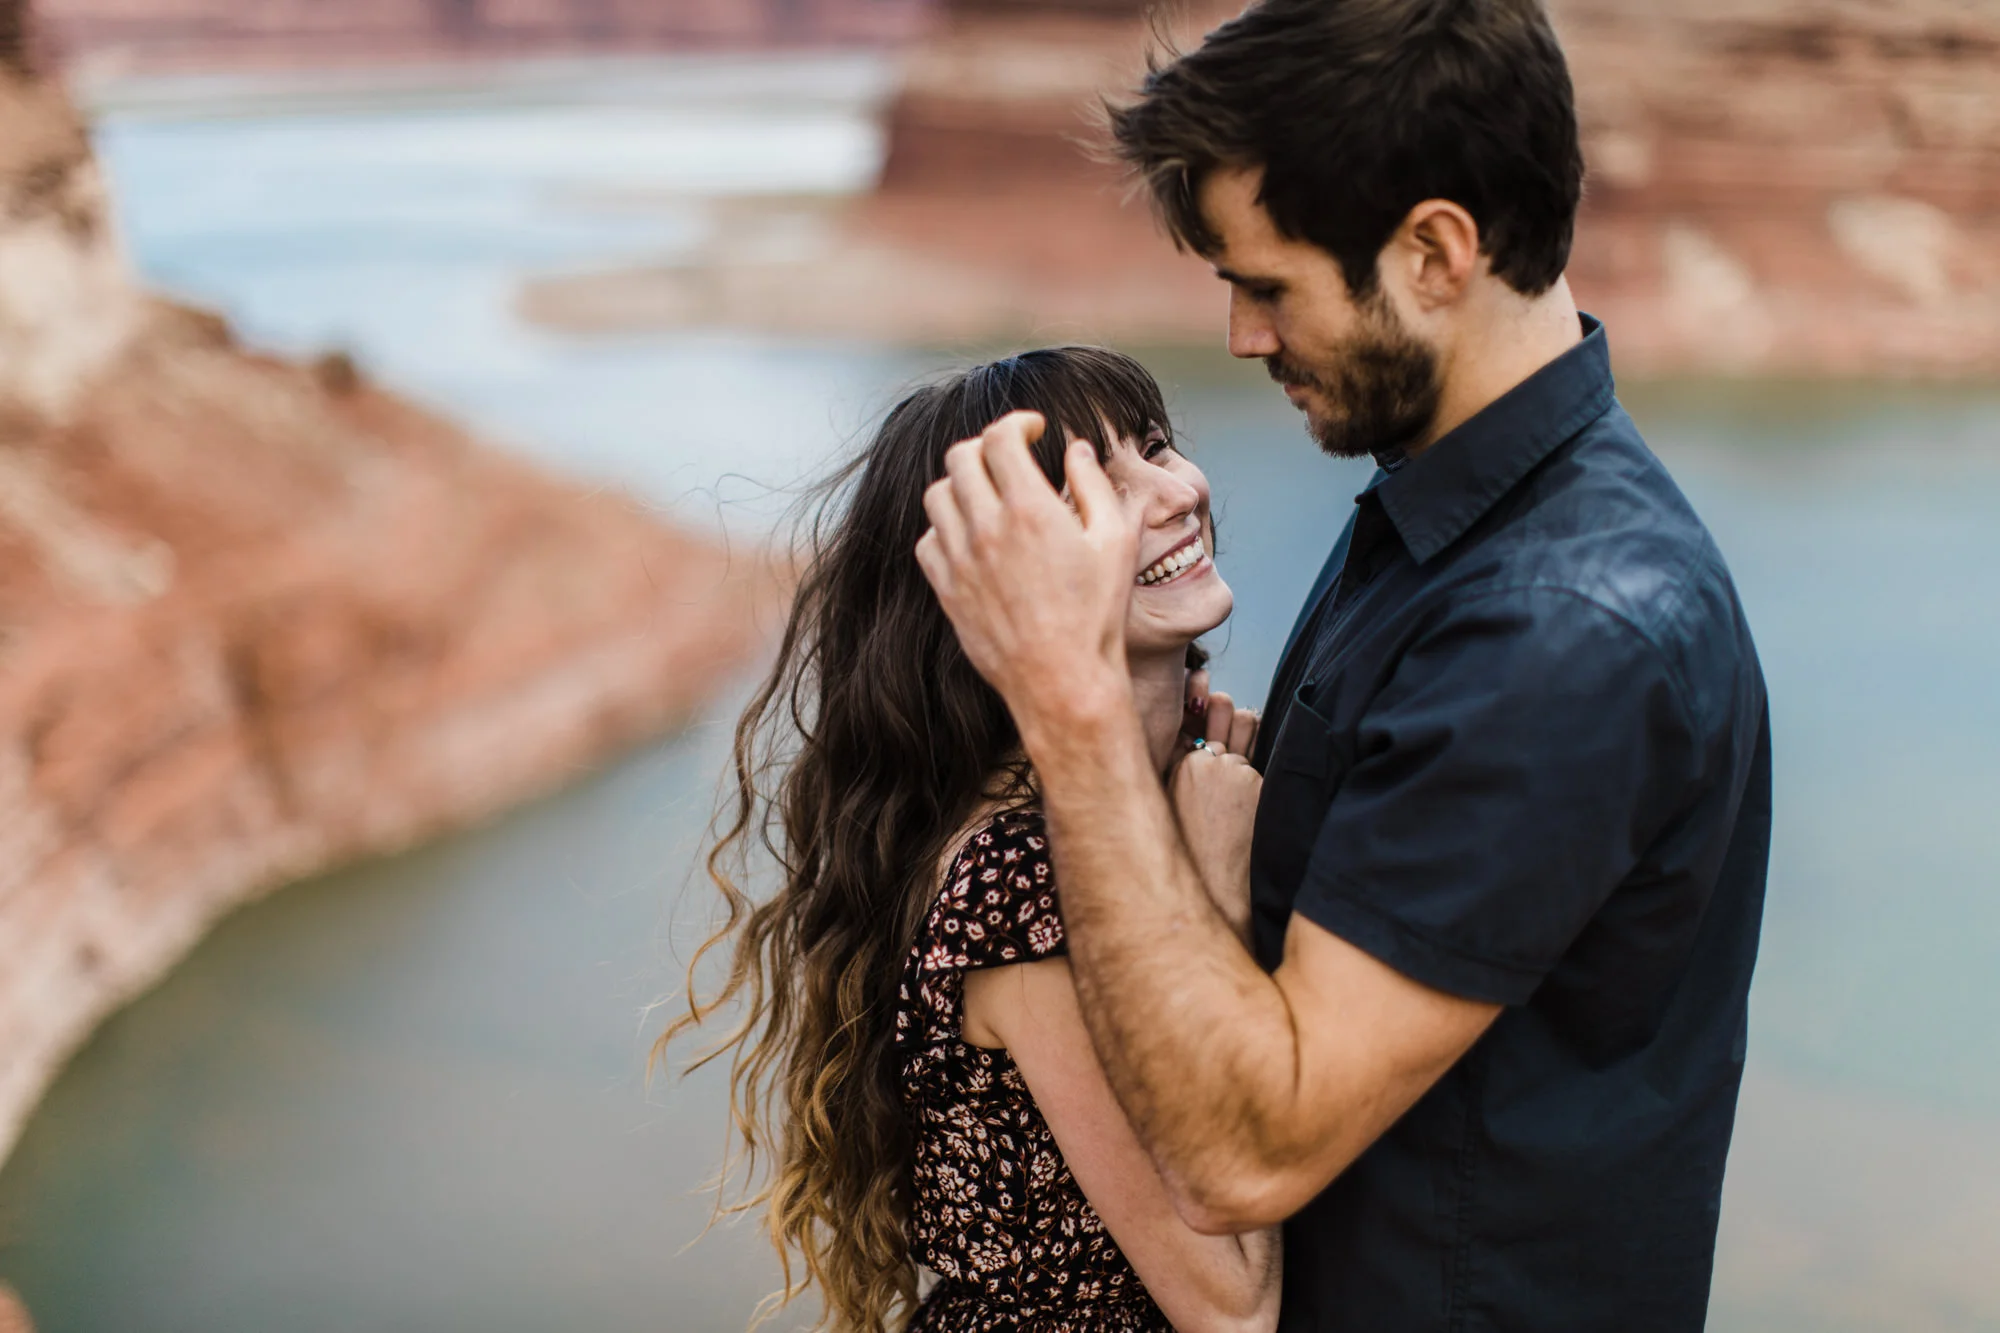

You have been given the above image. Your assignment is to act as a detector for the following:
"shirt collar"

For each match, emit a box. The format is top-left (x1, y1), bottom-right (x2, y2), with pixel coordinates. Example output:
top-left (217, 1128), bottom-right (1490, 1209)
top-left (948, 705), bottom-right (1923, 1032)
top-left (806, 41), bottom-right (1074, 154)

top-left (1373, 313), bottom-right (1616, 565)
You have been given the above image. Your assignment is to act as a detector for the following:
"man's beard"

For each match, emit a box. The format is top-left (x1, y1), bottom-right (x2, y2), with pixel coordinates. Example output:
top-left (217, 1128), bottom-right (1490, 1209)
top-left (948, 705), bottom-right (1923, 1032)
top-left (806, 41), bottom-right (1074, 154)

top-left (1266, 293), bottom-right (1441, 461)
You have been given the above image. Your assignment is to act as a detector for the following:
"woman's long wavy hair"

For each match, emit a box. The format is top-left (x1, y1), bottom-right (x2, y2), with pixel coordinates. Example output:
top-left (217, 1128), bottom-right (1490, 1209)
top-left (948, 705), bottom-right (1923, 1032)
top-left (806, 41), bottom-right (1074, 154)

top-left (655, 347), bottom-right (1200, 1333)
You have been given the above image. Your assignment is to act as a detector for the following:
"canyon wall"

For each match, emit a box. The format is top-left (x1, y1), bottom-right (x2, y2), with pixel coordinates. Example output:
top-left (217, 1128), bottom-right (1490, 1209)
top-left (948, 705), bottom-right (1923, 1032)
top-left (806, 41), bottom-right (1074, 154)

top-left (1556, 0), bottom-right (1999, 376)
top-left (38, 0), bottom-right (929, 71)
top-left (871, 0), bottom-right (2000, 375)
top-left (529, 0), bottom-right (2000, 378)
top-left (35, 0), bottom-right (2000, 375)
top-left (0, 0), bottom-right (771, 1172)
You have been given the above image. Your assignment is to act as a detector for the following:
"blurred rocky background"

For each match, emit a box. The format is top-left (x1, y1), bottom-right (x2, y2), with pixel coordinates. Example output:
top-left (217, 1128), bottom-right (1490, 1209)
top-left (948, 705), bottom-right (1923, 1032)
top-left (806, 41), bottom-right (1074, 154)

top-left (0, 2), bottom-right (1996, 1331)
top-left (26, 0), bottom-right (2000, 373)
top-left (524, 0), bottom-right (2000, 376)
top-left (0, 0), bottom-right (765, 1206)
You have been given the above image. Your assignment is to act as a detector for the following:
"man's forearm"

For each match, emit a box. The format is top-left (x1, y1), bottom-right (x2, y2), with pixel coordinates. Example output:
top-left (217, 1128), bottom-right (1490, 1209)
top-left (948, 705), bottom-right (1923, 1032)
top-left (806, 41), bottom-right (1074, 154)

top-left (1020, 688), bottom-right (1306, 1226)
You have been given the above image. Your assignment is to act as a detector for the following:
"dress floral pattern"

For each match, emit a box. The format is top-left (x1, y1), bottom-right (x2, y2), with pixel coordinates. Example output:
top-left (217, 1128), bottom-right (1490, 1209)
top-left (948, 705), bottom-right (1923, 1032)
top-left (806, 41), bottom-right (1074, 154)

top-left (894, 809), bottom-right (1172, 1333)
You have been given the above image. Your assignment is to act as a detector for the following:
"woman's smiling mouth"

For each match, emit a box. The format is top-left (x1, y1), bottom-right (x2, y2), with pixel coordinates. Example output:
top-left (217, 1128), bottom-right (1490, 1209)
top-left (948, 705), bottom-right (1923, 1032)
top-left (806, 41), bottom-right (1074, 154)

top-left (1136, 535), bottom-right (1209, 587)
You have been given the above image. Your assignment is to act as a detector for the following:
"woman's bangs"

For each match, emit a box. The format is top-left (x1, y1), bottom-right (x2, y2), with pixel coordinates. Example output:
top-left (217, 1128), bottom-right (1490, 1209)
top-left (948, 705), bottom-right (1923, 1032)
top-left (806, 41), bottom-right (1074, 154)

top-left (924, 348), bottom-right (1173, 492)
top-left (1013, 348), bottom-right (1174, 474)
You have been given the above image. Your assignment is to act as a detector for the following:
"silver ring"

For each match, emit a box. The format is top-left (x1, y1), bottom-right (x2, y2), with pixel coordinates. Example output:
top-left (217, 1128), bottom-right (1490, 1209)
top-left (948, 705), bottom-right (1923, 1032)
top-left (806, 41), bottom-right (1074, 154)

top-left (1190, 738), bottom-right (1207, 750)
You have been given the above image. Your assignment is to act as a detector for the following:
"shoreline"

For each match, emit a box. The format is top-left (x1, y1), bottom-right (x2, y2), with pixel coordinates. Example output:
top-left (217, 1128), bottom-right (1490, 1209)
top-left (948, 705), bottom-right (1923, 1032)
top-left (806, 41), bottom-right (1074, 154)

top-left (516, 187), bottom-right (2000, 382)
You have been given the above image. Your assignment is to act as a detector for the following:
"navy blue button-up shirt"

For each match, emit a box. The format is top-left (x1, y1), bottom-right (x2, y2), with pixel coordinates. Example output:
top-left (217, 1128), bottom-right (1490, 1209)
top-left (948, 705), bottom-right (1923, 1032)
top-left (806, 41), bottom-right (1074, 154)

top-left (1249, 316), bottom-right (1770, 1333)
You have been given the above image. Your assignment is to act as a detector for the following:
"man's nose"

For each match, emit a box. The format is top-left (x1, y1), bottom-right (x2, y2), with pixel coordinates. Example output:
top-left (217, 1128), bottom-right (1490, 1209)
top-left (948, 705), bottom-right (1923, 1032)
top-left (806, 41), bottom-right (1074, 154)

top-left (1227, 293), bottom-right (1279, 360)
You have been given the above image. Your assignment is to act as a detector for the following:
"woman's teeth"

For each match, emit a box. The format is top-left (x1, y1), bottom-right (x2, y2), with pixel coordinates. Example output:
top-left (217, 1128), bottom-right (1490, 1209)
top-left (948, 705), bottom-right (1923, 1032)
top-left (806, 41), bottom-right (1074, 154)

top-left (1136, 537), bottom-right (1207, 587)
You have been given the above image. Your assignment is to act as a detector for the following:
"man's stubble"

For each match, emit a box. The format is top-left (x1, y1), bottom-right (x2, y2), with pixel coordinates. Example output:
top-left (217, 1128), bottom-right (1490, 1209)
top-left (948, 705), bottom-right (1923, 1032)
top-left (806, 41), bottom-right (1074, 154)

top-left (1266, 289), bottom-right (1441, 461)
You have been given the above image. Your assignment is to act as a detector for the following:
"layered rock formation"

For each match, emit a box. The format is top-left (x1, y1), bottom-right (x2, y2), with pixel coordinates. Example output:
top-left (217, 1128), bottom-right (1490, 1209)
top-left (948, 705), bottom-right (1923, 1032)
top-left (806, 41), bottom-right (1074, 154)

top-left (528, 0), bottom-right (2000, 378)
top-left (523, 0), bottom-right (1220, 344)
top-left (1561, 0), bottom-right (1999, 376)
top-left (0, 0), bottom-right (771, 1179)
top-left (39, 0), bottom-right (929, 72)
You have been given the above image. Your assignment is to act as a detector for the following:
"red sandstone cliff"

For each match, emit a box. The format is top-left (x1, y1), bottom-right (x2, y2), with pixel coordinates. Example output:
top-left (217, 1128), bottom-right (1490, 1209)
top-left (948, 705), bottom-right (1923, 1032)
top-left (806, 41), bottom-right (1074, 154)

top-left (521, 0), bottom-right (1216, 343)
top-left (0, 0), bottom-right (772, 1185)
top-left (1560, 0), bottom-right (1999, 376)
top-left (0, 1284), bottom-right (29, 1333)
top-left (528, 0), bottom-right (2000, 378)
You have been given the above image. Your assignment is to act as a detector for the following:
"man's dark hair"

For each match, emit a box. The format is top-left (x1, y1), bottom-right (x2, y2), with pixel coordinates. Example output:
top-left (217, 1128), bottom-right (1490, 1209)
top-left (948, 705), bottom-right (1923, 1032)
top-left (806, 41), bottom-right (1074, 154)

top-left (1109, 0), bottom-right (1584, 297)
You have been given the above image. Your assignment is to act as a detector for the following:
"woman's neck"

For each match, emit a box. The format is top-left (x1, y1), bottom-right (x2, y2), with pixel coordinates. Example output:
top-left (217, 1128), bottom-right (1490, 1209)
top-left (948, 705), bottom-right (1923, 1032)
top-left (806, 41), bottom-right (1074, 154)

top-left (1127, 648), bottom-right (1192, 777)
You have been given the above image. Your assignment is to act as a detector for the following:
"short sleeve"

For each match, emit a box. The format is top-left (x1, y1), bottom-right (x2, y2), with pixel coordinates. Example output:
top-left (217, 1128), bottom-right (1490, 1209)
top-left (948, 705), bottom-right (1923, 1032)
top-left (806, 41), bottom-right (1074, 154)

top-left (919, 810), bottom-right (1067, 977)
top-left (1296, 587), bottom-right (1701, 1005)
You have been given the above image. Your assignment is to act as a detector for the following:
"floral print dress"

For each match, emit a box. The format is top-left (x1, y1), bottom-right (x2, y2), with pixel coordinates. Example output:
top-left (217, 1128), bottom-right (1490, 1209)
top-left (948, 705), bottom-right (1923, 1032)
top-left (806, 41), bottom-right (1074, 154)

top-left (894, 808), bottom-right (1173, 1333)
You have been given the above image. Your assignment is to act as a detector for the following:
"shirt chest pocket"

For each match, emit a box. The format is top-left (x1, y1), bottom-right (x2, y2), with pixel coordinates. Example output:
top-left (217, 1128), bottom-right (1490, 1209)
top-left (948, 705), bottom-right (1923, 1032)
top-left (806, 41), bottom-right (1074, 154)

top-left (1250, 687), bottom-right (1354, 951)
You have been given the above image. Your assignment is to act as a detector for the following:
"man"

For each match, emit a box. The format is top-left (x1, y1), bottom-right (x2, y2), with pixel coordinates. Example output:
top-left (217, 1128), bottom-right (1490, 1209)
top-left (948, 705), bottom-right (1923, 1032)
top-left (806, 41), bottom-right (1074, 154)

top-left (913, 0), bottom-right (1770, 1329)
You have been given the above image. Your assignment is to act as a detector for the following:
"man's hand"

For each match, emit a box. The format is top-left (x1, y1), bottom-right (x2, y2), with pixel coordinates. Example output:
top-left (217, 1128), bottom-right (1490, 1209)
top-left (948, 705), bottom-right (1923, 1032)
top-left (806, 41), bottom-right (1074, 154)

top-left (1172, 691), bottom-right (1262, 943)
top-left (914, 411), bottom-right (1140, 729)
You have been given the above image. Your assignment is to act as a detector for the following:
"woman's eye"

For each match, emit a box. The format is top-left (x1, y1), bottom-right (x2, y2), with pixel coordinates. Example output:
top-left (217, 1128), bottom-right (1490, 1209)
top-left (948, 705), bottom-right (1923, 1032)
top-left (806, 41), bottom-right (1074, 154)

top-left (1144, 435), bottom-right (1173, 460)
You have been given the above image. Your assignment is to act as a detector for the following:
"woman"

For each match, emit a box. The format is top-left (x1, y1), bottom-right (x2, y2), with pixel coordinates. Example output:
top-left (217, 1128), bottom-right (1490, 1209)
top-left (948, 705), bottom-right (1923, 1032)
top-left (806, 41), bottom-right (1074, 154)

top-left (662, 347), bottom-right (1279, 1333)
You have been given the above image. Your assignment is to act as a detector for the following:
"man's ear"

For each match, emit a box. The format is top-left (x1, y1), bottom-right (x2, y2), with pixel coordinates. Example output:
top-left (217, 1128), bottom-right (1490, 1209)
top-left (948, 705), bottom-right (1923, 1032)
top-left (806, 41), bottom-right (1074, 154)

top-left (1389, 200), bottom-right (1481, 311)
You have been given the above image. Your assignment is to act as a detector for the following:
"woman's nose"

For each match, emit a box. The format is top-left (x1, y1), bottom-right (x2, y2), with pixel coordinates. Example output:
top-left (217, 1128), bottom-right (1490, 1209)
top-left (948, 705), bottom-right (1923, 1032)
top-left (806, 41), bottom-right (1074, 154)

top-left (1141, 467), bottom-right (1202, 527)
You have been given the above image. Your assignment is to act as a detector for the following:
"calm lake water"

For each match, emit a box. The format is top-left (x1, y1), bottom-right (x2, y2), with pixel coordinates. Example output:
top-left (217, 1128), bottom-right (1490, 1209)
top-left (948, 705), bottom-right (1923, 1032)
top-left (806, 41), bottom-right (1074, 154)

top-left (3, 57), bottom-right (1997, 1333)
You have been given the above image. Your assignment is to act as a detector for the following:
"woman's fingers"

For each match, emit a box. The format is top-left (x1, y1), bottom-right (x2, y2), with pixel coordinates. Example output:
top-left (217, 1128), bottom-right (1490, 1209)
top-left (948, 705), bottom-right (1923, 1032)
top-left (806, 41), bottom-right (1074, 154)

top-left (1181, 669), bottom-right (1212, 745)
top-left (1228, 706), bottom-right (1260, 758)
top-left (1204, 692), bottom-right (1237, 755)
top-left (1185, 668), bottom-right (1211, 717)
top-left (1184, 685), bottom-right (1259, 758)
top-left (1170, 740), bottom-right (1262, 945)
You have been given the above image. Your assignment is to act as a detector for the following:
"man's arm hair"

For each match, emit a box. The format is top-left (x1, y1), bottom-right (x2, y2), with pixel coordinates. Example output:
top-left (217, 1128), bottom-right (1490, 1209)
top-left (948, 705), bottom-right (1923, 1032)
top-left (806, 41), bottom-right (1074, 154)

top-left (1026, 701), bottom-right (1500, 1231)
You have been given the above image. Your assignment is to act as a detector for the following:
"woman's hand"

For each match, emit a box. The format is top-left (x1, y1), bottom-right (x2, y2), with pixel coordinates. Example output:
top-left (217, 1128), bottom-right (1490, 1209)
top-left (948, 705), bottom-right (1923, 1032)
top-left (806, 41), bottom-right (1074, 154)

top-left (1172, 691), bottom-right (1262, 945)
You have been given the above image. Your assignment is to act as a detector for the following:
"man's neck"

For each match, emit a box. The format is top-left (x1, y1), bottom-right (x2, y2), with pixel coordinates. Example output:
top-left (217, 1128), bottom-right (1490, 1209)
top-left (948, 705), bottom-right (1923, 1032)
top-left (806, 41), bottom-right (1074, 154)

top-left (1416, 276), bottom-right (1583, 457)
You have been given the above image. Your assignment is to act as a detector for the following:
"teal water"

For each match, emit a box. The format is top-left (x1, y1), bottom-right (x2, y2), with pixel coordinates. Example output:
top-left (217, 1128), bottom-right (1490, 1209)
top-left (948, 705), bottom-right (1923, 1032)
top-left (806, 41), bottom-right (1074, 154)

top-left (2, 65), bottom-right (1997, 1332)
